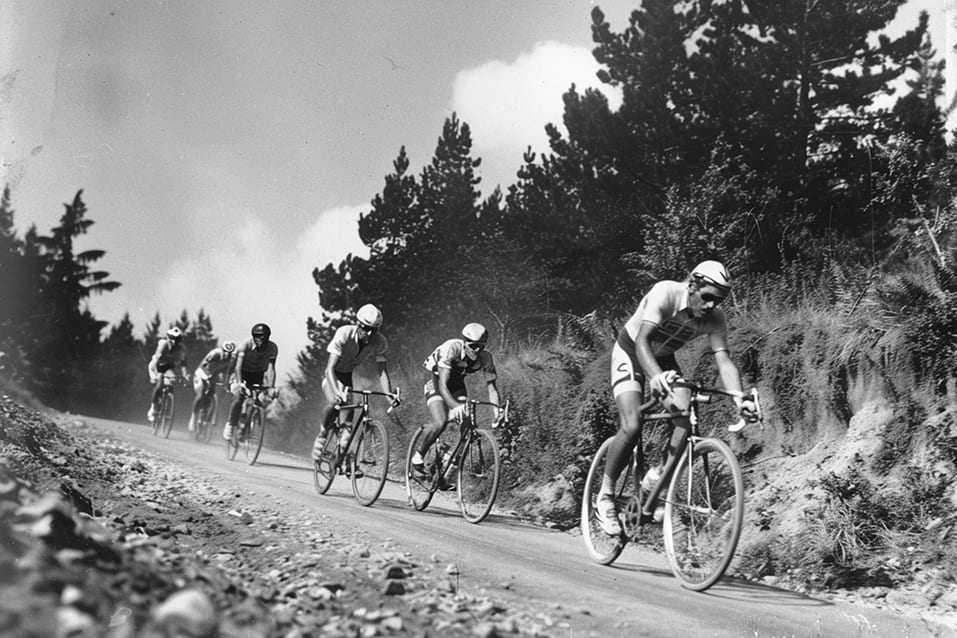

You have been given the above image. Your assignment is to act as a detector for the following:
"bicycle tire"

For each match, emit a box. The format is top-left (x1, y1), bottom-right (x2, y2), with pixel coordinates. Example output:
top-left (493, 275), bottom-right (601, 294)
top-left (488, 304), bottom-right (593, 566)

top-left (405, 426), bottom-right (436, 511)
top-left (457, 428), bottom-right (500, 523)
top-left (245, 408), bottom-right (265, 466)
top-left (663, 437), bottom-right (744, 591)
top-left (160, 392), bottom-right (175, 439)
top-left (581, 436), bottom-right (630, 565)
top-left (196, 393), bottom-right (217, 443)
top-left (351, 419), bottom-right (389, 506)
top-left (225, 418), bottom-right (240, 461)
top-left (151, 397), bottom-right (161, 436)
top-left (312, 429), bottom-right (341, 495)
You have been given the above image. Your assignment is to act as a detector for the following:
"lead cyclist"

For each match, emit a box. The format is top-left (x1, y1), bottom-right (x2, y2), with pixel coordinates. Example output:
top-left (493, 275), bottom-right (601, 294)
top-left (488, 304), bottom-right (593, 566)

top-left (597, 260), bottom-right (759, 536)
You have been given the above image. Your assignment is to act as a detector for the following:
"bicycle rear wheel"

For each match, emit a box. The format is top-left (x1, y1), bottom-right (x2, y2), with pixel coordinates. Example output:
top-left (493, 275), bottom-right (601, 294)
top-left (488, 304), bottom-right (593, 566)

top-left (663, 437), bottom-right (744, 591)
top-left (351, 419), bottom-right (389, 506)
top-left (404, 426), bottom-right (436, 511)
top-left (160, 393), bottom-right (175, 439)
top-left (245, 408), bottom-right (265, 466)
top-left (457, 428), bottom-right (500, 523)
top-left (196, 394), bottom-right (217, 443)
top-left (225, 417), bottom-right (240, 461)
top-left (313, 429), bottom-right (341, 495)
top-left (581, 436), bottom-right (632, 565)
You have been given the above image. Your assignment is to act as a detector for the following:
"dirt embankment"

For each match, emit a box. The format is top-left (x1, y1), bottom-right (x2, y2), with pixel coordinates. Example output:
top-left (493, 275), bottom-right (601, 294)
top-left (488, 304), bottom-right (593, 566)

top-left (0, 396), bottom-right (564, 637)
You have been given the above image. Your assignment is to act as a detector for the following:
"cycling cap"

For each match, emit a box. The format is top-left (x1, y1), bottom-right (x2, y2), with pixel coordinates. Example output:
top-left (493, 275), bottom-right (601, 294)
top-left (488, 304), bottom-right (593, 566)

top-left (691, 260), bottom-right (731, 292)
top-left (356, 304), bottom-right (383, 329)
top-left (166, 327), bottom-right (183, 340)
top-left (461, 322), bottom-right (489, 345)
top-left (251, 323), bottom-right (271, 339)
top-left (221, 341), bottom-right (236, 354)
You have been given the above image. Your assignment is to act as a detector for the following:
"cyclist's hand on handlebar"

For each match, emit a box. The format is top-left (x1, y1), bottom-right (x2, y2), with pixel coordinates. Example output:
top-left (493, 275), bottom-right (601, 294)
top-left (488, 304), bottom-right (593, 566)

top-left (449, 404), bottom-right (466, 423)
top-left (737, 398), bottom-right (760, 423)
top-left (650, 370), bottom-right (678, 397)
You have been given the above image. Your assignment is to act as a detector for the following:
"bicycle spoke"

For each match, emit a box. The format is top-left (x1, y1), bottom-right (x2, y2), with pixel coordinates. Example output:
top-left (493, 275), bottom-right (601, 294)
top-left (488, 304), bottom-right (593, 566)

top-left (457, 429), bottom-right (500, 523)
top-left (663, 438), bottom-right (744, 591)
top-left (351, 420), bottom-right (389, 506)
top-left (405, 427), bottom-right (437, 511)
top-left (312, 430), bottom-right (340, 495)
top-left (581, 437), bottom-right (633, 565)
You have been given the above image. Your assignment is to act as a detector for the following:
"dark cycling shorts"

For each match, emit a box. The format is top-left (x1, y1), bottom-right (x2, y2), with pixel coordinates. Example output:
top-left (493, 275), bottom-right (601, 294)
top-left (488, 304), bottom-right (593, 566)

top-left (423, 371), bottom-right (466, 403)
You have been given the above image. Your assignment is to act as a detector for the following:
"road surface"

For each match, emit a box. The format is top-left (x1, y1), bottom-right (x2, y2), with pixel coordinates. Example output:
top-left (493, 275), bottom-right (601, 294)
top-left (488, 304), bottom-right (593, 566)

top-left (85, 416), bottom-right (940, 638)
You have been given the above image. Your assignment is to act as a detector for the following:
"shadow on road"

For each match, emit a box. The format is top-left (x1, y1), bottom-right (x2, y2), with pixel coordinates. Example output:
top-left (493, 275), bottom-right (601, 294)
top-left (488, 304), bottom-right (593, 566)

top-left (249, 461), bottom-right (314, 473)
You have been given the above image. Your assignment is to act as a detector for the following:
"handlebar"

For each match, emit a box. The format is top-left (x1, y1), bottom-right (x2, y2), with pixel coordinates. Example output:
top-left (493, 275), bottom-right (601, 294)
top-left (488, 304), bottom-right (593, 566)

top-left (668, 379), bottom-right (763, 431)
top-left (335, 387), bottom-right (402, 413)
top-left (463, 398), bottom-right (510, 428)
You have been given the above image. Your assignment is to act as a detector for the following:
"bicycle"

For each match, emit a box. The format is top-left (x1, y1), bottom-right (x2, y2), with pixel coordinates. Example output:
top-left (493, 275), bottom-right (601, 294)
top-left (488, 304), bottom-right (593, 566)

top-left (581, 379), bottom-right (761, 591)
top-left (151, 372), bottom-right (185, 439)
top-left (225, 383), bottom-right (274, 465)
top-left (405, 399), bottom-right (508, 524)
top-left (193, 378), bottom-right (221, 443)
top-left (313, 388), bottom-right (401, 506)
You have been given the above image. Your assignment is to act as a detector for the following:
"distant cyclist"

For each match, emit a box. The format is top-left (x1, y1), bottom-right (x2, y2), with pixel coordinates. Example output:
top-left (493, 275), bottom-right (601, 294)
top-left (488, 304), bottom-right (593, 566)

top-left (223, 323), bottom-right (278, 440)
top-left (147, 327), bottom-right (189, 424)
top-left (188, 341), bottom-right (236, 433)
top-left (311, 304), bottom-right (397, 460)
top-left (410, 323), bottom-right (500, 481)
top-left (596, 260), bottom-right (758, 536)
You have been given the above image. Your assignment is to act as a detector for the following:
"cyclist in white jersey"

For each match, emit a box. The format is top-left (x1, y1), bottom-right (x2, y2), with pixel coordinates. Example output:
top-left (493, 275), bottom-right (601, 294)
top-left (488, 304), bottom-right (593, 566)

top-left (596, 261), bottom-right (758, 536)
top-left (311, 304), bottom-right (396, 460)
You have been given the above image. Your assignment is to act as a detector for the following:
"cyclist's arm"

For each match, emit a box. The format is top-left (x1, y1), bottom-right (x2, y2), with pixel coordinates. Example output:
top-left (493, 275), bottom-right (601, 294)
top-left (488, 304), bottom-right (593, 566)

top-left (148, 341), bottom-right (165, 376)
top-left (233, 352), bottom-right (245, 382)
top-left (711, 332), bottom-right (744, 394)
top-left (486, 378), bottom-right (500, 409)
top-left (376, 361), bottom-right (392, 395)
top-left (437, 366), bottom-right (460, 408)
top-left (324, 353), bottom-right (344, 397)
top-left (635, 321), bottom-right (666, 378)
top-left (264, 361), bottom-right (276, 388)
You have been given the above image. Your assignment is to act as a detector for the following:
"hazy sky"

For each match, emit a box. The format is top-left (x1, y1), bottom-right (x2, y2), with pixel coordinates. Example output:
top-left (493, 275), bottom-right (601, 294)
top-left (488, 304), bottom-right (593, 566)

top-left (1, 0), bottom-right (952, 380)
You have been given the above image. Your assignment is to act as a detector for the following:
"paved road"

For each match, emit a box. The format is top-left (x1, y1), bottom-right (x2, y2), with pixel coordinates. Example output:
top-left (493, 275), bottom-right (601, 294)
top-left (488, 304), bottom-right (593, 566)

top-left (86, 416), bottom-right (938, 638)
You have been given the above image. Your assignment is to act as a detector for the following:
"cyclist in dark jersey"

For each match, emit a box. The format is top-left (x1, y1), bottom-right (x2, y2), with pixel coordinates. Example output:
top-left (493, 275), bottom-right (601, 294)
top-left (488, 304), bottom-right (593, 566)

top-left (223, 323), bottom-right (278, 440)
top-left (410, 323), bottom-right (500, 480)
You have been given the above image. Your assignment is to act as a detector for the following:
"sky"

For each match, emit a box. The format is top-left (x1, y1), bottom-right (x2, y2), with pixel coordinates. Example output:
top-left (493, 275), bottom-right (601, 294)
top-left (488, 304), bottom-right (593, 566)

top-left (1, 0), bottom-right (954, 382)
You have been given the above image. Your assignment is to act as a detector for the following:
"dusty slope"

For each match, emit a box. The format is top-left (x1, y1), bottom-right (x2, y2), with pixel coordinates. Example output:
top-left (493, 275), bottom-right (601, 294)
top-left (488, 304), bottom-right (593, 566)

top-left (0, 395), bottom-right (567, 637)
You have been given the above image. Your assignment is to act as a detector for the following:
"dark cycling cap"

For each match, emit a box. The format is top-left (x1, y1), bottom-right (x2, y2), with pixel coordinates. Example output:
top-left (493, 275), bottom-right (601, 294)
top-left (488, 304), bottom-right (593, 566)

top-left (251, 323), bottom-right (271, 339)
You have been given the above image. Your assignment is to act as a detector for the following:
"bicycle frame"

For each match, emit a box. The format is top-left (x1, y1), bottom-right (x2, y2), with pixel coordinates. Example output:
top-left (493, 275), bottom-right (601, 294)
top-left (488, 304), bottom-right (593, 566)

top-left (632, 381), bottom-right (758, 523)
top-left (435, 399), bottom-right (508, 483)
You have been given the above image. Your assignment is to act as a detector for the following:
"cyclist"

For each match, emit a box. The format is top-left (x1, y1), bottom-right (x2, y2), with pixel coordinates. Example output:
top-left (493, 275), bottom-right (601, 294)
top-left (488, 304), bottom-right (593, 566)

top-left (188, 341), bottom-right (236, 433)
top-left (223, 323), bottom-right (278, 440)
top-left (410, 322), bottom-right (500, 483)
top-left (146, 327), bottom-right (189, 423)
top-left (596, 260), bottom-right (759, 536)
top-left (311, 304), bottom-right (396, 460)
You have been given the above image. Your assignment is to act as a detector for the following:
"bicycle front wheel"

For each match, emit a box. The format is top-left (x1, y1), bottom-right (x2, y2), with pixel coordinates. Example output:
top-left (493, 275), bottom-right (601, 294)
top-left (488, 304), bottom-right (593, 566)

top-left (663, 437), bottom-right (744, 591)
top-left (457, 428), bottom-right (500, 523)
top-left (351, 419), bottom-right (389, 506)
top-left (313, 429), bottom-right (340, 495)
top-left (197, 394), bottom-right (217, 443)
top-left (225, 419), bottom-right (240, 461)
top-left (245, 408), bottom-right (265, 466)
top-left (581, 436), bottom-right (631, 565)
top-left (404, 426), bottom-right (435, 511)
top-left (160, 393), bottom-right (175, 439)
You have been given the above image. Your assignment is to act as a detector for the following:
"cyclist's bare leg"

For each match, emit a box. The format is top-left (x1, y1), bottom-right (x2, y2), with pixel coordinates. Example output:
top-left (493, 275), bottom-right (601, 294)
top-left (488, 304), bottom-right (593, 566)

top-left (602, 390), bottom-right (644, 494)
top-left (640, 416), bottom-right (691, 515)
top-left (413, 399), bottom-right (451, 467)
top-left (189, 376), bottom-right (209, 431)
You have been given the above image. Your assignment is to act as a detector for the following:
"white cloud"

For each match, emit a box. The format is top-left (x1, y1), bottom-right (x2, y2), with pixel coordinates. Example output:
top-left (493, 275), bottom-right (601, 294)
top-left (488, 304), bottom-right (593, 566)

top-left (452, 41), bottom-right (622, 192)
top-left (152, 205), bottom-right (368, 382)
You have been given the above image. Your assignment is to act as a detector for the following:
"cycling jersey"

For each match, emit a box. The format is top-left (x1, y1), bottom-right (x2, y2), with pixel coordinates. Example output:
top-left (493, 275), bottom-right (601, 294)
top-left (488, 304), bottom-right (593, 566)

top-left (197, 347), bottom-right (235, 380)
top-left (153, 338), bottom-right (187, 369)
top-left (423, 339), bottom-right (497, 384)
top-left (616, 280), bottom-right (728, 357)
top-left (612, 280), bottom-right (727, 397)
top-left (328, 325), bottom-right (388, 373)
top-left (238, 338), bottom-right (278, 373)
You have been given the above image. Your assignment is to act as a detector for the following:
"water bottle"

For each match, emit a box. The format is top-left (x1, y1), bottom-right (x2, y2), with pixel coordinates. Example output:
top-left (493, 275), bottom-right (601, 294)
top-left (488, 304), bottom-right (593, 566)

top-left (441, 448), bottom-right (454, 468)
top-left (339, 428), bottom-right (351, 452)
top-left (641, 465), bottom-right (662, 492)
